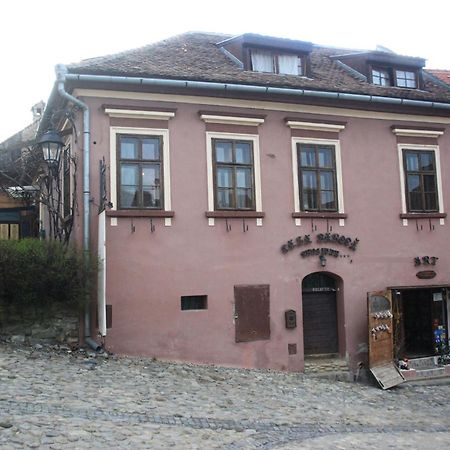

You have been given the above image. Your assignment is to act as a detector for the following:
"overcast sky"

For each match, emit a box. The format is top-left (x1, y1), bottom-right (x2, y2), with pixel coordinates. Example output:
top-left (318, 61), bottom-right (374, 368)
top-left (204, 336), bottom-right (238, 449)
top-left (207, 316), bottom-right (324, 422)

top-left (1, 0), bottom-right (449, 142)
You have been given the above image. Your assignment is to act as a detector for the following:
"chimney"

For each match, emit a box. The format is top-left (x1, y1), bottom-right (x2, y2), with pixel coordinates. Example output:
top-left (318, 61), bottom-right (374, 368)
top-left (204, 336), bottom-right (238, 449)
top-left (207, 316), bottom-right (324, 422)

top-left (31, 101), bottom-right (45, 122)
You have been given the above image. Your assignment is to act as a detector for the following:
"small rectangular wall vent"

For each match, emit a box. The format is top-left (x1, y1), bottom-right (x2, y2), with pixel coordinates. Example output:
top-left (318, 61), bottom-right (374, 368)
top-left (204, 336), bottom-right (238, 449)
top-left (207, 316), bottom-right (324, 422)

top-left (181, 295), bottom-right (207, 311)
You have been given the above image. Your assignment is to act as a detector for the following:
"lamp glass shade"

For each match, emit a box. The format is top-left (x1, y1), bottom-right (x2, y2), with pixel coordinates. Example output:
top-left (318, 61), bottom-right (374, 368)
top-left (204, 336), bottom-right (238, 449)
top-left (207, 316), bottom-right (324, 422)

top-left (38, 130), bottom-right (64, 168)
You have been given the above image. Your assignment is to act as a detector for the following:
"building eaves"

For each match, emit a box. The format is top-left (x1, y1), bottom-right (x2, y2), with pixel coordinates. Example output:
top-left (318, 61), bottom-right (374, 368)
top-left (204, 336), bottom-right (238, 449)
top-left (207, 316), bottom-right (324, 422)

top-left (64, 32), bottom-right (450, 104)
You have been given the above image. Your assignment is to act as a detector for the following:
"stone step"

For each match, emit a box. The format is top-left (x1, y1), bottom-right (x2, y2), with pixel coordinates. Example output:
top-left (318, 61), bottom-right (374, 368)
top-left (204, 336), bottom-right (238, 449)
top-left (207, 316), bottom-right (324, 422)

top-left (304, 357), bottom-right (348, 374)
top-left (407, 356), bottom-right (439, 370)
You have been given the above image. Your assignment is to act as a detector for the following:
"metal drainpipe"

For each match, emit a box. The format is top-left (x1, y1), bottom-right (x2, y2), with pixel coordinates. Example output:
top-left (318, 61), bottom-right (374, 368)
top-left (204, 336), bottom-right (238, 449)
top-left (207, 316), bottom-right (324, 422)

top-left (55, 64), bottom-right (101, 352)
top-left (64, 73), bottom-right (450, 111)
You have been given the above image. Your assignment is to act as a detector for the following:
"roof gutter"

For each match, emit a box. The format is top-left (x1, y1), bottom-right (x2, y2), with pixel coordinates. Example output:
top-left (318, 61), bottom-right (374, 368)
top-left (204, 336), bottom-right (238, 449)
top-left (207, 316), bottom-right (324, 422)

top-left (55, 65), bottom-right (102, 351)
top-left (64, 73), bottom-right (450, 111)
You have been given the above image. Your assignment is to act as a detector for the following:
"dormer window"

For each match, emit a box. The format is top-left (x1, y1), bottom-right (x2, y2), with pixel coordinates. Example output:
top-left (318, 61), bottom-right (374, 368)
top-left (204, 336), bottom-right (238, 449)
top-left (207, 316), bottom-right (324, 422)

top-left (372, 68), bottom-right (391, 86)
top-left (395, 70), bottom-right (417, 88)
top-left (250, 49), bottom-right (303, 75)
top-left (370, 67), bottom-right (418, 89)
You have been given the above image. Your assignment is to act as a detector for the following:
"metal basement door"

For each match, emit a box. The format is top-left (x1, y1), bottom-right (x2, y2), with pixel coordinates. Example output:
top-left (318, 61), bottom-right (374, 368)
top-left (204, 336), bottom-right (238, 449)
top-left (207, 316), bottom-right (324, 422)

top-left (302, 291), bottom-right (338, 355)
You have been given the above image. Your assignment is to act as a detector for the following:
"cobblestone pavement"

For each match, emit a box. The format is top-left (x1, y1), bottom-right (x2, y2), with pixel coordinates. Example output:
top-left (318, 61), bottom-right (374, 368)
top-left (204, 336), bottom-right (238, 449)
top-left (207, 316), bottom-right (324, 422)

top-left (0, 343), bottom-right (449, 449)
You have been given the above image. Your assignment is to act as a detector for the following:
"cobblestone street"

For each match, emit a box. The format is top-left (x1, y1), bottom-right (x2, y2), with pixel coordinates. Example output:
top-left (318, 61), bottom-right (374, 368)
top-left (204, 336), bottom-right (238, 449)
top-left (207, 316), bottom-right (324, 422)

top-left (1, 343), bottom-right (449, 449)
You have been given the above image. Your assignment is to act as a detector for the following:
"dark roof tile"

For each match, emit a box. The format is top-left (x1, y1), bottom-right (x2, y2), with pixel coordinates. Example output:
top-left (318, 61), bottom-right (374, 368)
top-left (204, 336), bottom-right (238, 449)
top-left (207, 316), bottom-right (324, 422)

top-left (68, 32), bottom-right (450, 103)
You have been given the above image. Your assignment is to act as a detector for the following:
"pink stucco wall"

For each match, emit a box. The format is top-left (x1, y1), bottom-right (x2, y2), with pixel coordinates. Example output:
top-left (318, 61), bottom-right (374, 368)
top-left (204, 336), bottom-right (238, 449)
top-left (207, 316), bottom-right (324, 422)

top-left (72, 93), bottom-right (450, 372)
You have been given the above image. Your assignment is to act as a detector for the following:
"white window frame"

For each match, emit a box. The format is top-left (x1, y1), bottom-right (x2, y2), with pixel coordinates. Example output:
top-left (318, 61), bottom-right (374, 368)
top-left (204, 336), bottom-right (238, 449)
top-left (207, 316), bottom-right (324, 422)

top-left (291, 137), bottom-right (345, 226)
top-left (110, 126), bottom-right (172, 226)
top-left (397, 143), bottom-right (445, 226)
top-left (206, 131), bottom-right (263, 226)
top-left (61, 135), bottom-right (73, 219)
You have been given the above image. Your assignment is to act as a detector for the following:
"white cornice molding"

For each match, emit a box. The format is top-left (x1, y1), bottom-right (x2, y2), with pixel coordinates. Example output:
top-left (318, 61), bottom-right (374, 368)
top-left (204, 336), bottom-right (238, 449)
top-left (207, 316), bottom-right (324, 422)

top-left (200, 114), bottom-right (264, 126)
top-left (104, 108), bottom-right (175, 120)
top-left (392, 128), bottom-right (444, 138)
top-left (286, 121), bottom-right (346, 132)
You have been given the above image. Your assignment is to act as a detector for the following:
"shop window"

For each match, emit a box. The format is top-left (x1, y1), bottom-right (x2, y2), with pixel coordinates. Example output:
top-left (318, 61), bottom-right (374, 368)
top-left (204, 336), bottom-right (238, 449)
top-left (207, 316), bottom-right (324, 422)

top-left (297, 143), bottom-right (338, 212)
top-left (181, 295), bottom-right (207, 310)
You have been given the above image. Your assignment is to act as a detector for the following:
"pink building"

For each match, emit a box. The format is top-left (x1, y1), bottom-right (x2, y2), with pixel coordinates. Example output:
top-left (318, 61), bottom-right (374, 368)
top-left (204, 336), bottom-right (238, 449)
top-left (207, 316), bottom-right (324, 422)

top-left (40, 33), bottom-right (450, 375)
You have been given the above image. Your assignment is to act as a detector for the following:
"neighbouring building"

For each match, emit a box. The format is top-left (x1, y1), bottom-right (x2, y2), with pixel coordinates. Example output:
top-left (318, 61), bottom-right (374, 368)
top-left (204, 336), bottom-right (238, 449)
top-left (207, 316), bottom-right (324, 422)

top-left (0, 102), bottom-right (44, 240)
top-left (38, 33), bottom-right (450, 376)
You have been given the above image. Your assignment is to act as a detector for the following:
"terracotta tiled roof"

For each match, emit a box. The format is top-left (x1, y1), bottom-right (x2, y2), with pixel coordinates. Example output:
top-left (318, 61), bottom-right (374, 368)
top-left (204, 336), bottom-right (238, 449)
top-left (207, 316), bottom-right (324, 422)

top-left (68, 32), bottom-right (450, 103)
top-left (428, 70), bottom-right (450, 85)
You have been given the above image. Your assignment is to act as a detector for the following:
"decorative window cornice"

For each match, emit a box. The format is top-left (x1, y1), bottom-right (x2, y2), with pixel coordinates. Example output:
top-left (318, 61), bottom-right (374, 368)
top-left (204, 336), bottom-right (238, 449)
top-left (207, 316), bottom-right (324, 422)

top-left (392, 128), bottom-right (444, 138)
top-left (104, 108), bottom-right (175, 120)
top-left (286, 121), bottom-right (346, 132)
top-left (200, 114), bottom-right (264, 126)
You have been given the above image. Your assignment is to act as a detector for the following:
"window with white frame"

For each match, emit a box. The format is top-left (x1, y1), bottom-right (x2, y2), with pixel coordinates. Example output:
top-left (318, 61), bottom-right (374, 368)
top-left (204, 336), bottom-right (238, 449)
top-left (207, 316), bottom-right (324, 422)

top-left (403, 149), bottom-right (438, 212)
top-left (297, 143), bottom-right (338, 211)
top-left (291, 137), bottom-right (345, 218)
top-left (109, 127), bottom-right (171, 213)
top-left (206, 132), bottom-right (262, 216)
top-left (397, 143), bottom-right (444, 217)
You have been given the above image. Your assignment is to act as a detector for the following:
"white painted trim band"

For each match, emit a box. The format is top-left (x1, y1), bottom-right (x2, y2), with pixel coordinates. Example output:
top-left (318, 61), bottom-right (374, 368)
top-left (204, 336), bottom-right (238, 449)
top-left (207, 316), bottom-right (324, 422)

top-left (200, 114), bottom-right (264, 126)
top-left (286, 121), bottom-right (346, 132)
top-left (105, 108), bottom-right (175, 120)
top-left (392, 128), bottom-right (444, 138)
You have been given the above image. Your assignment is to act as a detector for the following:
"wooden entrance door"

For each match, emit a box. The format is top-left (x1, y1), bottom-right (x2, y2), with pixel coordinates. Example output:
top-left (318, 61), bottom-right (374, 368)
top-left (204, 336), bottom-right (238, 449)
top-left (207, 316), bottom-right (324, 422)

top-left (302, 290), bottom-right (338, 355)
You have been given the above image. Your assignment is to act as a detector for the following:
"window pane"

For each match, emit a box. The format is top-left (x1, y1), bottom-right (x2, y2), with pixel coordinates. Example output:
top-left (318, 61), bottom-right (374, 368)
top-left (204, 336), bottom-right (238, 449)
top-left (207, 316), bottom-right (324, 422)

top-left (120, 186), bottom-right (139, 208)
top-left (236, 188), bottom-right (253, 208)
top-left (142, 138), bottom-right (160, 160)
top-left (278, 54), bottom-right (299, 75)
top-left (420, 153), bottom-right (434, 171)
top-left (409, 192), bottom-right (422, 211)
top-left (321, 191), bottom-right (336, 210)
top-left (121, 164), bottom-right (138, 185)
top-left (143, 187), bottom-right (160, 208)
top-left (217, 189), bottom-right (233, 208)
top-left (423, 174), bottom-right (436, 192)
top-left (236, 168), bottom-right (252, 188)
top-left (235, 142), bottom-right (252, 164)
top-left (396, 70), bottom-right (416, 88)
top-left (120, 137), bottom-right (138, 159)
top-left (217, 167), bottom-right (233, 187)
top-left (318, 148), bottom-right (333, 168)
top-left (407, 174), bottom-right (420, 192)
top-left (300, 148), bottom-right (315, 167)
top-left (425, 193), bottom-right (437, 211)
top-left (215, 142), bottom-right (233, 163)
top-left (302, 191), bottom-right (317, 210)
top-left (251, 50), bottom-right (274, 73)
top-left (320, 171), bottom-right (334, 190)
top-left (302, 171), bottom-right (317, 189)
top-left (142, 165), bottom-right (160, 186)
top-left (405, 153), bottom-right (419, 171)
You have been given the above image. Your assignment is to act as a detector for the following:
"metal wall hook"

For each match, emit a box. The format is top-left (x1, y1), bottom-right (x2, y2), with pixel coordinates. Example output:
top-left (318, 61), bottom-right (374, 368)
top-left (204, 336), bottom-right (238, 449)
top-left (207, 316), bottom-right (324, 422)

top-left (131, 219), bottom-right (136, 233)
top-left (226, 219), bottom-right (232, 232)
top-left (150, 219), bottom-right (155, 233)
top-left (242, 218), bottom-right (248, 233)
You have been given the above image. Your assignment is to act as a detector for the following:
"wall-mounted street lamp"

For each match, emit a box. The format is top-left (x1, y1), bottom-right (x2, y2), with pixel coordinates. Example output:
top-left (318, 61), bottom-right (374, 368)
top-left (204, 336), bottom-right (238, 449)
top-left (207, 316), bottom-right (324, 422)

top-left (319, 255), bottom-right (327, 268)
top-left (37, 130), bottom-right (64, 174)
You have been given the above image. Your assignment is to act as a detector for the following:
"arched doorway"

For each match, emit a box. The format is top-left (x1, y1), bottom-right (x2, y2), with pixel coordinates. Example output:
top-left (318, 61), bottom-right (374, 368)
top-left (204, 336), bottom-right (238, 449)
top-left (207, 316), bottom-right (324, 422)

top-left (302, 272), bottom-right (339, 355)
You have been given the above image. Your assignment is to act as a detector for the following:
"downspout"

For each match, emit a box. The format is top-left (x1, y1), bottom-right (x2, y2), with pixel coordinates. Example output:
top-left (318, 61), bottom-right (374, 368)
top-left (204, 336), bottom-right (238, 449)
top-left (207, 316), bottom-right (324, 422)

top-left (55, 64), bottom-right (101, 352)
